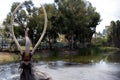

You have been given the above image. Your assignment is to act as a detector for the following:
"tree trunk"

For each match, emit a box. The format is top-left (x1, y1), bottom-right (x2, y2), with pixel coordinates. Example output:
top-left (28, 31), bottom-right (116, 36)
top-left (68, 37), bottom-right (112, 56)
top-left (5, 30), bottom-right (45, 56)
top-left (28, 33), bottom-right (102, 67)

top-left (48, 36), bottom-right (52, 50)
top-left (71, 35), bottom-right (74, 50)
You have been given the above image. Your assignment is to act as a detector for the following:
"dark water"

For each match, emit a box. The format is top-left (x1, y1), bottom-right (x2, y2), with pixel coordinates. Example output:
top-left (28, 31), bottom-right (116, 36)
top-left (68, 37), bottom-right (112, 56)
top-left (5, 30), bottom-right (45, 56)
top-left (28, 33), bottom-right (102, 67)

top-left (0, 51), bottom-right (120, 80)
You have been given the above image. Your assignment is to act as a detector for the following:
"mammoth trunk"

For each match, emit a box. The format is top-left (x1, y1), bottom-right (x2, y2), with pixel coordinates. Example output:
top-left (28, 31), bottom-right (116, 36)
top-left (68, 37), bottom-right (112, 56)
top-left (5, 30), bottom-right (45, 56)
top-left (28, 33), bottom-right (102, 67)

top-left (25, 36), bottom-right (31, 54)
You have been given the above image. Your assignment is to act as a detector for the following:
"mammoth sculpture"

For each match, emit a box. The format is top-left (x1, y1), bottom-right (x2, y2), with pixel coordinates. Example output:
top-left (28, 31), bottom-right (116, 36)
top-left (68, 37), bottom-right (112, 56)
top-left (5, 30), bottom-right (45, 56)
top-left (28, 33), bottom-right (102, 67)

top-left (10, 1), bottom-right (52, 80)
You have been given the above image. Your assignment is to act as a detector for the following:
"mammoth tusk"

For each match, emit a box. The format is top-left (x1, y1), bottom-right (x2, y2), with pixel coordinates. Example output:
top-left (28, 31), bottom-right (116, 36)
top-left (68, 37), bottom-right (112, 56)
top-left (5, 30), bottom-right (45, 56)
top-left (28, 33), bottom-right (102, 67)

top-left (31, 5), bottom-right (48, 54)
top-left (11, 2), bottom-right (23, 54)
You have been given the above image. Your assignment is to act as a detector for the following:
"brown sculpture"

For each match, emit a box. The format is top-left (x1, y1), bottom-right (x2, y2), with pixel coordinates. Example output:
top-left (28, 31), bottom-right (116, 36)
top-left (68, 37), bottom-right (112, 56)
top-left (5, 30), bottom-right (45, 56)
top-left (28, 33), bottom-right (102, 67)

top-left (10, 1), bottom-right (52, 80)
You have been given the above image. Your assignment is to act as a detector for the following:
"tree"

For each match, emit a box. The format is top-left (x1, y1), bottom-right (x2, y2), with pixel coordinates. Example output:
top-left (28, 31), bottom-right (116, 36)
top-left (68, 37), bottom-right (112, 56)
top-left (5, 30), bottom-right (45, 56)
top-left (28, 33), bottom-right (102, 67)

top-left (3, 1), bottom-right (43, 47)
top-left (55, 0), bottom-right (100, 48)
top-left (106, 20), bottom-right (120, 48)
top-left (3, 0), bottom-right (101, 50)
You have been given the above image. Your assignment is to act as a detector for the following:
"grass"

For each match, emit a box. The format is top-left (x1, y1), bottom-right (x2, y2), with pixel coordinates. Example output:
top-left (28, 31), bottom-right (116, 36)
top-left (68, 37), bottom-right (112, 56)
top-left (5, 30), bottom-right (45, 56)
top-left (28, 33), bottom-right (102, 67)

top-left (0, 52), bottom-right (19, 64)
top-left (79, 46), bottom-right (119, 56)
top-left (98, 46), bottom-right (119, 52)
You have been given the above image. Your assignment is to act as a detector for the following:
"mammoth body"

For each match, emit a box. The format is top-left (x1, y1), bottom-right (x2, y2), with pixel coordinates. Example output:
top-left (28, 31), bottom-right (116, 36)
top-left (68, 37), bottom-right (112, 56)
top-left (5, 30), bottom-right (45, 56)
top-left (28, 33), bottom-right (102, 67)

top-left (20, 62), bottom-right (52, 80)
top-left (19, 53), bottom-right (52, 80)
top-left (11, 1), bottom-right (49, 80)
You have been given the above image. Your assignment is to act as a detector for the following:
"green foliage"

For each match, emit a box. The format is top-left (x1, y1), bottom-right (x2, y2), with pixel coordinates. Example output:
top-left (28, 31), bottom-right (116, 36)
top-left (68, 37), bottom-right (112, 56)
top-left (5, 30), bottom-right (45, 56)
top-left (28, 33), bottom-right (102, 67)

top-left (55, 0), bottom-right (101, 48)
top-left (106, 20), bottom-right (120, 48)
top-left (92, 37), bottom-right (107, 46)
top-left (3, 0), bottom-right (101, 50)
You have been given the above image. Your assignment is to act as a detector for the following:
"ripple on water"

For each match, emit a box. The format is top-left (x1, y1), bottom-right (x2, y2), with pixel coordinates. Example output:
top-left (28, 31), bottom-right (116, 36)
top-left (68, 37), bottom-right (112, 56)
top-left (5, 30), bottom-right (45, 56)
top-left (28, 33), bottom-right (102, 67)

top-left (0, 62), bottom-right (120, 80)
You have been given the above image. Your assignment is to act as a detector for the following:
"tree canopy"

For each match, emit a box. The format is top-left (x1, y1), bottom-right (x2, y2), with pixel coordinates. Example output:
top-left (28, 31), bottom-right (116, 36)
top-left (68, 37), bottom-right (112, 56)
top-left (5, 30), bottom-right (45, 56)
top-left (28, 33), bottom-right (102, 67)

top-left (3, 0), bottom-right (101, 49)
top-left (55, 0), bottom-right (100, 48)
top-left (106, 20), bottom-right (120, 48)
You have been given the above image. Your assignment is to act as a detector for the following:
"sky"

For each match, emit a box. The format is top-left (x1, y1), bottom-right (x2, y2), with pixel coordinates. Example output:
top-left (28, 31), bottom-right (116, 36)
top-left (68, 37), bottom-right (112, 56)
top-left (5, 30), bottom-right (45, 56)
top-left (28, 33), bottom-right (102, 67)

top-left (0, 0), bottom-right (120, 32)
top-left (86, 0), bottom-right (120, 32)
top-left (0, 0), bottom-right (54, 24)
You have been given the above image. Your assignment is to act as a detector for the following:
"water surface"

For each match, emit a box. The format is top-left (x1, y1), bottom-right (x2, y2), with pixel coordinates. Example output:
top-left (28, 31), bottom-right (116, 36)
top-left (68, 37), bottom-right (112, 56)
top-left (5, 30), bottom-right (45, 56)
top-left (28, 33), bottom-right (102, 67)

top-left (0, 51), bottom-right (120, 80)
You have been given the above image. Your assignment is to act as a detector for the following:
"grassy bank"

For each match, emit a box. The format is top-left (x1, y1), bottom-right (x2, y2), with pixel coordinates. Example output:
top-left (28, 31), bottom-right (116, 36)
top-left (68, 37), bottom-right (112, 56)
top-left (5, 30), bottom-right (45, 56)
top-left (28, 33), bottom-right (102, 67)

top-left (32, 46), bottom-right (119, 63)
top-left (96, 46), bottom-right (119, 52)
top-left (79, 46), bottom-right (119, 56)
top-left (0, 46), bottom-right (119, 64)
top-left (0, 52), bottom-right (19, 64)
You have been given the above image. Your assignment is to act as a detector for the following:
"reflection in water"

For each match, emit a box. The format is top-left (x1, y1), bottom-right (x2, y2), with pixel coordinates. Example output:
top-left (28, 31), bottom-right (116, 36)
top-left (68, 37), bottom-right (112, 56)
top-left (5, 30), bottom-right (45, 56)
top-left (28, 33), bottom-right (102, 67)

top-left (107, 51), bottom-right (120, 62)
top-left (0, 61), bottom-right (120, 80)
top-left (68, 51), bottom-right (120, 63)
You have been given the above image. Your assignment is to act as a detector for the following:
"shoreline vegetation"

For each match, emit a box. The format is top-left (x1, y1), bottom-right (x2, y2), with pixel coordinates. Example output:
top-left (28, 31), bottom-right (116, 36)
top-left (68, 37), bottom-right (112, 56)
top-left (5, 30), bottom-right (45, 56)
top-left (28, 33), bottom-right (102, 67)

top-left (0, 46), bottom-right (119, 64)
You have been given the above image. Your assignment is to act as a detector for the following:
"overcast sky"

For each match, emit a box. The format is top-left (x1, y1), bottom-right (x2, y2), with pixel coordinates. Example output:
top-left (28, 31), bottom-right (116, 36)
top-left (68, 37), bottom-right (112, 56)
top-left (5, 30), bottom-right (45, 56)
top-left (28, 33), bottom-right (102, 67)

top-left (87, 0), bottom-right (120, 32)
top-left (0, 0), bottom-right (120, 32)
top-left (0, 0), bottom-right (54, 23)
